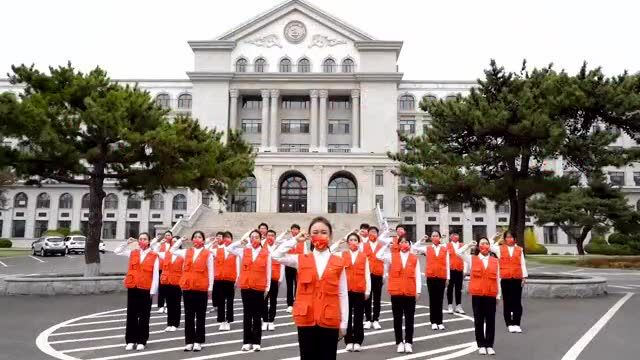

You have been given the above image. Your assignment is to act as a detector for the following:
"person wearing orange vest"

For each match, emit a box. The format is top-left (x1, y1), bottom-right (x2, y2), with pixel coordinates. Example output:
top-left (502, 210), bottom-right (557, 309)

top-left (114, 232), bottom-right (160, 352)
top-left (227, 229), bottom-right (272, 352)
top-left (445, 232), bottom-right (466, 315)
top-left (490, 231), bottom-right (528, 334)
top-left (362, 226), bottom-right (386, 330)
top-left (262, 229), bottom-right (287, 331)
top-left (285, 224), bottom-right (304, 314)
top-left (413, 230), bottom-right (450, 331)
top-left (151, 232), bottom-right (183, 332)
top-left (207, 231), bottom-right (225, 313)
top-left (169, 231), bottom-right (214, 352)
top-left (152, 231), bottom-right (172, 314)
top-left (258, 222), bottom-right (269, 240)
top-left (272, 216), bottom-right (348, 360)
top-left (455, 237), bottom-right (502, 356)
top-left (330, 232), bottom-right (371, 352)
top-left (375, 235), bottom-right (422, 354)
top-left (358, 223), bottom-right (370, 243)
top-left (207, 231), bottom-right (239, 332)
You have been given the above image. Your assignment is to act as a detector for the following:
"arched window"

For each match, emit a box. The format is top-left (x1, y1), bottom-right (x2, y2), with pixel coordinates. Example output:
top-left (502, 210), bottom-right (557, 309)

top-left (279, 58), bottom-right (292, 73)
top-left (401, 196), bottom-right (416, 212)
top-left (104, 193), bottom-right (119, 210)
top-left (254, 58), bottom-right (266, 72)
top-left (328, 173), bottom-right (357, 214)
top-left (150, 193), bottom-right (164, 210)
top-left (127, 194), bottom-right (142, 210)
top-left (177, 94), bottom-right (192, 109)
top-left (341, 58), bottom-right (355, 73)
top-left (36, 193), bottom-right (50, 208)
top-left (14, 192), bottom-right (28, 208)
top-left (398, 94), bottom-right (415, 111)
top-left (322, 58), bottom-right (336, 73)
top-left (472, 200), bottom-right (486, 213)
top-left (81, 193), bottom-right (90, 209)
top-left (446, 94), bottom-right (458, 101)
top-left (172, 194), bottom-right (187, 210)
top-left (424, 94), bottom-right (437, 102)
top-left (155, 93), bottom-right (170, 109)
top-left (637, 199), bottom-right (640, 212)
top-left (228, 177), bottom-right (257, 212)
top-left (59, 193), bottom-right (73, 209)
top-left (279, 172), bottom-right (307, 213)
top-left (235, 58), bottom-right (248, 72)
top-left (298, 58), bottom-right (311, 73)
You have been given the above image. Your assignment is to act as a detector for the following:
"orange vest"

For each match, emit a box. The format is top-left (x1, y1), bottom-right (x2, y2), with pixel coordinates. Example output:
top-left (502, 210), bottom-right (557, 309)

top-left (469, 256), bottom-right (499, 297)
top-left (272, 259), bottom-right (282, 282)
top-left (124, 249), bottom-right (158, 290)
top-left (293, 253), bottom-right (343, 329)
top-left (239, 247), bottom-right (269, 291)
top-left (288, 241), bottom-right (305, 255)
top-left (179, 248), bottom-right (211, 292)
top-left (342, 251), bottom-right (367, 293)
top-left (426, 246), bottom-right (448, 279)
top-left (363, 241), bottom-right (385, 276)
top-left (387, 251), bottom-right (418, 297)
top-left (499, 245), bottom-right (524, 279)
top-left (160, 252), bottom-right (183, 286)
top-left (447, 242), bottom-right (464, 271)
top-left (159, 243), bottom-right (170, 252)
top-left (214, 247), bottom-right (238, 281)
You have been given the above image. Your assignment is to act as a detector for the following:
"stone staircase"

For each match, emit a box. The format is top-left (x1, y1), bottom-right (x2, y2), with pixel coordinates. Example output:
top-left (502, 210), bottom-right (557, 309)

top-left (174, 207), bottom-right (378, 241)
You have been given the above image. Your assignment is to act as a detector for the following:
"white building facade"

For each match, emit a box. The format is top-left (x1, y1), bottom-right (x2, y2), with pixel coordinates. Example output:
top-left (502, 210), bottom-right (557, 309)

top-left (2, 0), bottom-right (639, 253)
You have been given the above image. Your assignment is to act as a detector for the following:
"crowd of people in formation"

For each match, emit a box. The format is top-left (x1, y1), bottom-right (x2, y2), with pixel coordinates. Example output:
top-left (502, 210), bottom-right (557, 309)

top-left (115, 217), bottom-right (528, 358)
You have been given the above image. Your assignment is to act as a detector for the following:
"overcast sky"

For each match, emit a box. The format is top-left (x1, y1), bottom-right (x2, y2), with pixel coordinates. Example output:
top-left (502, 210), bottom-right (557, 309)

top-left (1, 0), bottom-right (638, 81)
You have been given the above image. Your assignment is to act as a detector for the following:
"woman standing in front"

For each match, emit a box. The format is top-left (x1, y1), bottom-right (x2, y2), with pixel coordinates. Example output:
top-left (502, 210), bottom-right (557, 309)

top-left (209, 231), bottom-right (239, 332)
top-left (491, 231), bottom-right (528, 333)
top-left (115, 232), bottom-right (159, 351)
top-left (151, 233), bottom-right (183, 332)
top-left (272, 217), bottom-right (348, 360)
top-left (445, 232), bottom-right (465, 314)
top-left (414, 231), bottom-right (450, 331)
top-left (170, 231), bottom-right (214, 352)
top-left (455, 238), bottom-right (501, 356)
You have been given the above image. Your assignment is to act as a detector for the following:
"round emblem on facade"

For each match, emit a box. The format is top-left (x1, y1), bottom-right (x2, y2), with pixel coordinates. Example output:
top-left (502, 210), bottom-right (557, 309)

top-left (284, 21), bottom-right (307, 43)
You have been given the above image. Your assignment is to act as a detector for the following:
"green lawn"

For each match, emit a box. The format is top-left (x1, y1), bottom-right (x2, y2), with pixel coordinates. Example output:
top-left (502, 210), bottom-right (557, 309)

top-left (528, 255), bottom-right (640, 269)
top-left (527, 255), bottom-right (580, 266)
top-left (0, 249), bottom-right (31, 258)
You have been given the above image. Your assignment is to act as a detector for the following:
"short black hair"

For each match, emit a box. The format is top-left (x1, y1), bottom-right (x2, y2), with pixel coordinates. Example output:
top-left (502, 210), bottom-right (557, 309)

top-left (369, 226), bottom-right (379, 233)
top-left (215, 231), bottom-right (225, 237)
top-left (267, 229), bottom-right (276, 236)
top-left (223, 231), bottom-right (233, 239)
top-left (290, 224), bottom-right (300, 230)
top-left (396, 224), bottom-right (405, 230)
top-left (360, 223), bottom-right (370, 230)
top-left (258, 223), bottom-right (269, 230)
top-left (347, 232), bottom-right (361, 242)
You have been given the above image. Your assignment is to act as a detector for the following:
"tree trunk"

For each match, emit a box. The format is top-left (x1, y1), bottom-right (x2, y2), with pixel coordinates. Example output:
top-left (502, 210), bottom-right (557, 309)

top-left (508, 193), bottom-right (527, 250)
top-left (85, 174), bottom-right (106, 277)
top-left (576, 227), bottom-right (591, 256)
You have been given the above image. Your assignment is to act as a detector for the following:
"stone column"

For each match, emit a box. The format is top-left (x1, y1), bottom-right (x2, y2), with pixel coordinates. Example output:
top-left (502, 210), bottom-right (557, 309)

top-left (229, 89), bottom-right (239, 131)
top-left (310, 90), bottom-right (319, 150)
top-left (351, 89), bottom-right (360, 150)
top-left (318, 90), bottom-right (328, 151)
top-left (260, 89), bottom-right (270, 150)
top-left (270, 89), bottom-right (280, 150)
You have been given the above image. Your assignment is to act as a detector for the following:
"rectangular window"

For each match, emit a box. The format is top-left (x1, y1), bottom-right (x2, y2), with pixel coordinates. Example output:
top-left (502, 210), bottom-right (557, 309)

top-left (281, 97), bottom-right (310, 110)
top-left (608, 171), bottom-right (625, 186)
top-left (58, 221), bottom-right (71, 230)
top-left (12, 220), bottom-right (26, 238)
top-left (128, 213), bottom-right (138, 219)
top-left (34, 220), bottom-right (48, 238)
top-left (148, 222), bottom-right (162, 236)
top-left (80, 221), bottom-right (89, 236)
top-left (328, 120), bottom-right (350, 134)
top-left (449, 225), bottom-right (463, 241)
top-left (427, 216), bottom-right (437, 222)
top-left (423, 123), bottom-right (429, 135)
top-left (448, 201), bottom-right (463, 213)
top-left (398, 120), bottom-right (416, 135)
top-left (375, 194), bottom-right (384, 210)
top-left (281, 119), bottom-right (310, 134)
top-left (328, 98), bottom-right (351, 110)
top-left (126, 221), bottom-right (140, 239)
top-left (151, 213), bottom-right (161, 219)
top-left (634, 172), bottom-right (640, 186)
top-left (278, 144), bottom-right (310, 153)
top-left (328, 144), bottom-right (351, 153)
top-left (543, 226), bottom-right (558, 244)
top-left (472, 225), bottom-right (487, 241)
top-left (241, 97), bottom-right (262, 110)
top-left (425, 224), bottom-right (440, 237)
top-left (241, 119), bottom-right (261, 134)
top-left (375, 170), bottom-right (384, 186)
top-left (102, 221), bottom-right (117, 239)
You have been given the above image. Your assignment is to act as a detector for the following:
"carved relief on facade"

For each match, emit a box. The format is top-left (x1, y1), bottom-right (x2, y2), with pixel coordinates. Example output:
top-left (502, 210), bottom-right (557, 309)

top-left (245, 34), bottom-right (283, 48)
top-left (308, 34), bottom-right (347, 48)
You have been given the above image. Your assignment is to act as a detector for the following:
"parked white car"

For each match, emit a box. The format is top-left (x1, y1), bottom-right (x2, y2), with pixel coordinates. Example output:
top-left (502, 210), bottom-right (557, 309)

top-left (64, 235), bottom-right (86, 255)
top-left (31, 236), bottom-right (66, 257)
top-left (99, 240), bottom-right (106, 254)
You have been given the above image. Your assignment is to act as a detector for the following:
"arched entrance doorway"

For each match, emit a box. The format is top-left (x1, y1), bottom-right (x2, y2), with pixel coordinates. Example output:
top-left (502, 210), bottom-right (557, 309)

top-left (279, 172), bottom-right (307, 213)
top-left (328, 172), bottom-right (358, 213)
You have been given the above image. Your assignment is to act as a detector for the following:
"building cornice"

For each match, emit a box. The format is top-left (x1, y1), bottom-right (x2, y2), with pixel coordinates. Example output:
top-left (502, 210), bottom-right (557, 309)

top-left (355, 41), bottom-right (404, 58)
top-left (186, 72), bottom-right (235, 82)
top-left (188, 40), bottom-right (236, 51)
top-left (184, 72), bottom-right (403, 83)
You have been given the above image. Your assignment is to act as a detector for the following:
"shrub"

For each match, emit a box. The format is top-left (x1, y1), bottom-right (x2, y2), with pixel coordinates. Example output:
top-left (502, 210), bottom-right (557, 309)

top-left (0, 238), bottom-right (12, 248)
top-left (44, 230), bottom-right (65, 237)
top-left (607, 233), bottom-right (630, 245)
top-left (585, 236), bottom-right (640, 255)
top-left (524, 228), bottom-right (548, 254)
top-left (69, 230), bottom-right (84, 236)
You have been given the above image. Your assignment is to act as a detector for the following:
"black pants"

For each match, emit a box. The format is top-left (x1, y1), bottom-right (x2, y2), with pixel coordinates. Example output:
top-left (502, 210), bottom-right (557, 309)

top-left (427, 277), bottom-right (446, 325)
top-left (216, 280), bottom-right (235, 323)
top-left (157, 275), bottom-right (166, 308)
top-left (263, 280), bottom-right (279, 322)
top-left (345, 291), bottom-right (365, 345)
top-left (472, 296), bottom-right (496, 348)
top-left (211, 282), bottom-right (219, 308)
top-left (391, 295), bottom-right (416, 345)
top-left (501, 279), bottom-right (523, 326)
top-left (285, 266), bottom-right (297, 307)
top-left (164, 284), bottom-right (182, 327)
top-left (447, 270), bottom-right (463, 306)
top-left (298, 325), bottom-right (339, 360)
top-left (241, 289), bottom-right (264, 345)
top-left (365, 274), bottom-right (383, 322)
top-left (125, 288), bottom-right (152, 345)
top-left (183, 290), bottom-right (208, 344)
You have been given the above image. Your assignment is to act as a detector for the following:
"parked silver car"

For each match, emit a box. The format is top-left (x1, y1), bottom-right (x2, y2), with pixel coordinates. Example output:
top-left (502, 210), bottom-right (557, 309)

top-left (64, 235), bottom-right (86, 254)
top-left (31, 236), bottom-right (66, 257)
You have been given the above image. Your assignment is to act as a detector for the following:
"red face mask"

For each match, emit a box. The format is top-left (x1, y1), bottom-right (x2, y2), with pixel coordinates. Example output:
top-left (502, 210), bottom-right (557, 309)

top-left (266, 236), bottom-right (275, 246)
top-left (192, 238), bottom-right (204, 249)
top-left (223, 238), bottom-right (232, 246)
top-left (450, 235), bottom-right (459, 243)
top-left (397, 229), bottom-right (406, 237)
top-left (505, 236), bottom-right (515, 246)
top-left (368, 234), bottom-right (378, 242)
top-left (432, 238), bottom-right (441, 246)
top-left (164, 235), bottom-right (173, 245)
top-left (251, 238), bottom-right (262, 249)
top-left (348, 241), bottom-right (359, 251)
top-left (400, 242), bottom-right (411, 252)
top-left (479, 243), bottom-right (490, 255)
top-left (312, 235), bottom-right (329, 251)
top-left (138, 240), bottom-right (149, 250)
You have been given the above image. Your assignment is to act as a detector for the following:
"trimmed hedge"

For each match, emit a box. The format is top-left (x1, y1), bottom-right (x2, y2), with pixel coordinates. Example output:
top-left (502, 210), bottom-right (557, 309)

top-left (0, 238), bottom-right (12, 248)
top-left (69, 230), bottom-right (84, 236)
top-left (44, 228), bottom-right (70, 237)
top-left (524, 228), bottom-right (548, 254)
top-left (585, 236), bottom-right (640, 256)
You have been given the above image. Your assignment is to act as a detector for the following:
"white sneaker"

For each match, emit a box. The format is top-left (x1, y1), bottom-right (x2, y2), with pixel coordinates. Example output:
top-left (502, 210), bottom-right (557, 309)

top-left (514, 325), bottom-right (522, 333)
top-left (209, 308), bottom-right (216, 313)
top-left (397, 342), bottom-right (406, 353)
top-left (455, 304), bottom-right (465, 314)
top-left (125, 343), bottom-right (135, 351)
top-left (508, 325), bottom-right (515, 333)
top-left (487, 347), bottom-right (496, 355)
top-left (345, 343), bottom-right (354, 352)
top-left (163, 307), bottom-right (168, 314)
top-left (224, 322), bottom-right (230, 331)
top-left (136, 344), bottom-right (145, 351)
top-left (184, 344), bottom-right (193, 352)
top-left (165, 326), bottom-right (172, 332)
top-left (373, 321), bottom-right (382, 330)
top-left (404, 343), bottom-right (413, 353)
top-left (364, 321), bottom-right (372, 329)
top-left (431, 323), bottom-right (438, 330)
top-left (168, 326), bottom-right (177, 332)
top-left (353, 344), bottom-right (361, 352)
top-left (267, 322), bottom-right (275, 331)
top-left (252, 345), bottom-right (261, 352)
top-left (156, 307), bottom-right (165, 313)
top-left (261, 322), bottom-right (268, 331)
top-left (193, 343), bottom-right (202, 352)
top-left (219, 323), bottom-right (226, 331)
top-left (446, 304), bottom-right (454, 314)
top-left (438, 324), bottom-right (445, 330)
top-left (241, 344), bottom-right (251, 352)
top-left (286, 306), bottom-right (293, 313)
top-left (478, 347), bottom-right (487, 355)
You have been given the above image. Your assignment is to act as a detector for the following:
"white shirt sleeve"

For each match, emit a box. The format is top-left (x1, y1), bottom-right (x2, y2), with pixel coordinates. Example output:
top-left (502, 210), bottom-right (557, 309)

top-left (412, 244), bottom-right (427, 255)
top-left (278, 262), bottom-right (285, 282)
top-left (114, 241), bottom-right (131, 257)
top-left (455, 244), bottom-right (473, 267)
top-left (207, 253), bottom-right (214, 292)
top-left (227, 241), bottom-right (245, 258)
top-left (521, 249), bottom-right (528, 278)
top-left (271, 238), bottom-right (300, 268)
top-left (415, 256), bottom-right (422, 295)
top-left (496, 261), bottom-right (502, 299)
top-left (149, 257), bottom-right (160, 295)
top-left (375, 243), bottom-right (392, 264)
top-left (169, 239), bottom-right (186, 258)
top-left (364, 258), bottom-right (371, 296)
top-left (445, 251), bottom-right (450, 280)
top-left (490, 242), bottom-right (501, 257)
top-left (329, 240), bottom-right (342, 253)
top-left (338, 268), bottom-right (348, 331)
top-left (265, 255), bottom-right (272, 293)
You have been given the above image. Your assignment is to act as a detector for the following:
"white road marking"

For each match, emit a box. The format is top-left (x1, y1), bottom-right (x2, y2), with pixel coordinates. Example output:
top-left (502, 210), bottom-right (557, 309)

top-left (608, 285), bottom-right (633, 289)
top-left (88, 303), bottom-right (289, 318)
top-left (0, 260), bottom-right (7, 267)
top-left (560, 292), bottom-right (634, 360)
top-left (387, 342), bottom-right (476, 360)
top-left (623, 284), bottom-right (640, 288)
top-left (29, 255), bottom-right (45, 263)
